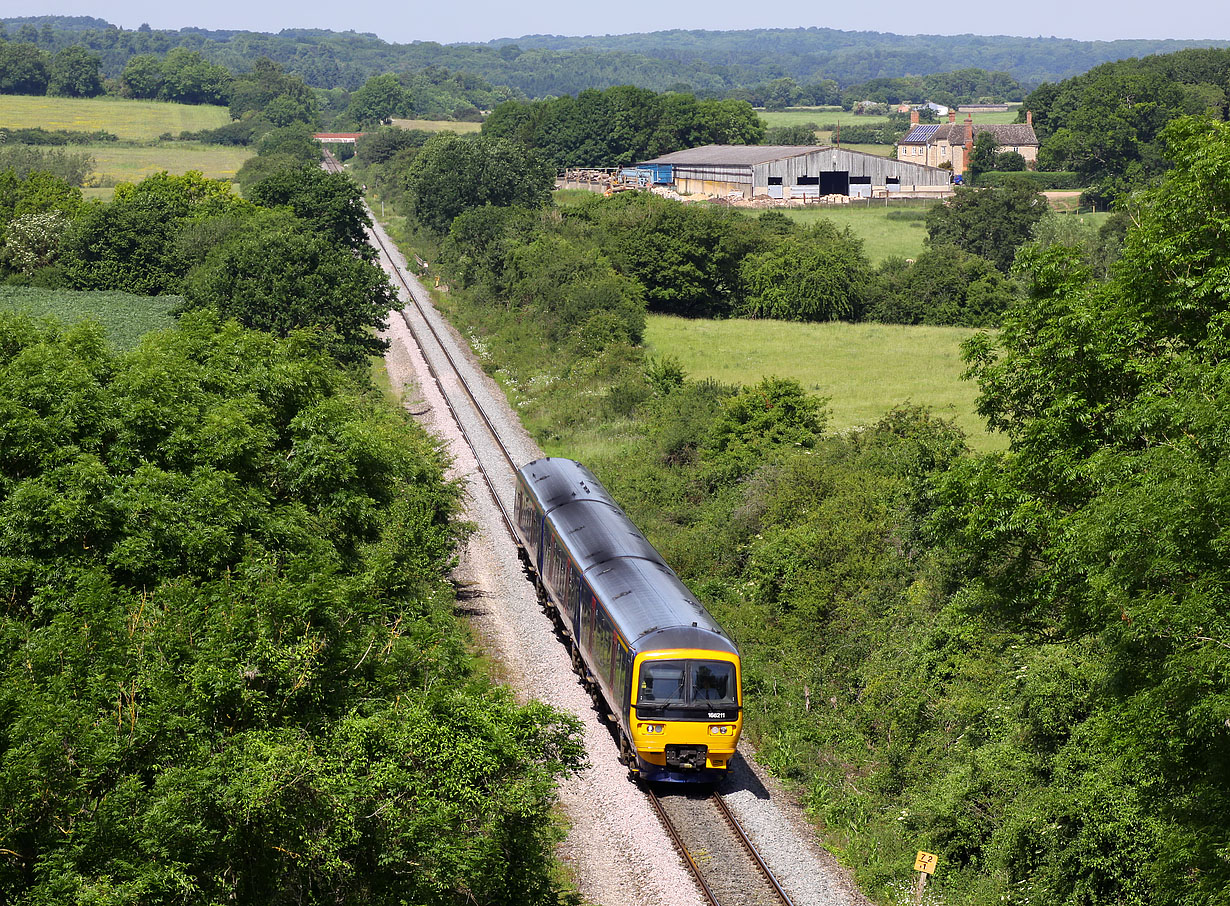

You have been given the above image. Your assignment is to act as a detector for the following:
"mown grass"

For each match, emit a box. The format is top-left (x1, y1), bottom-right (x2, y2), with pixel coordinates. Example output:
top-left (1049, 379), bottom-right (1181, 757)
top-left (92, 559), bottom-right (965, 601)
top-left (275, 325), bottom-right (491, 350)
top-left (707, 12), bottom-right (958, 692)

top-left (389, 118), bottom-right (482, 133)
top-left (81, 142), bottom-right (251, 186)
top-left (0, 94), bottom-right (230, 141)
top-left (0, 286), bottom-right (178, 351)
top-left (782, 203), bottom-right (937, 263)
top-left (644, 314), bottom-right (1003, 451)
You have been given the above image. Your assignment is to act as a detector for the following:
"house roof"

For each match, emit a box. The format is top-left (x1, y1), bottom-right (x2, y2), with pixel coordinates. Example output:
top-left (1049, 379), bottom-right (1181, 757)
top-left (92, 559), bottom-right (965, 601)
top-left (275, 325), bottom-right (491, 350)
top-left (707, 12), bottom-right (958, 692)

top-left (903, 123), bottom-right (1039, 146)
top-left (901, 125), bottom-right (940, 144)
top-left (641, 144), bottom-right (834, 166)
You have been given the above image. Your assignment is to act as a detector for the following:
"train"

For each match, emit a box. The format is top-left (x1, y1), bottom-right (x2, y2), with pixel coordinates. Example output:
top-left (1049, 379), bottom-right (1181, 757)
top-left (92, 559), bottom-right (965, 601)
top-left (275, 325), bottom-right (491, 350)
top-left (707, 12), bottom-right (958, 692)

top-left (512, 457), bottom-right (742, 783)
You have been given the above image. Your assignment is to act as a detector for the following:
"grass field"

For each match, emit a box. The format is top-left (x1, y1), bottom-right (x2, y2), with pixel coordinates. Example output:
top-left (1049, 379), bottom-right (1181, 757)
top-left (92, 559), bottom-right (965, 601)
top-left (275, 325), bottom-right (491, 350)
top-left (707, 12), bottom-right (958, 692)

top-left (0, 94), bottom-right (231, 141)
top-left (81, 142), bottom-right (251, 186)
top-left (759, 107), bottom-right (1021, 129)
top-left (783, 204), bottom-right (935, 263)
top-left (389, 118), bottom-right (483, 133)
top-left (0, 286), bottom-right (178, 351)
top-left (644, 314), bottom-right (1004, 451)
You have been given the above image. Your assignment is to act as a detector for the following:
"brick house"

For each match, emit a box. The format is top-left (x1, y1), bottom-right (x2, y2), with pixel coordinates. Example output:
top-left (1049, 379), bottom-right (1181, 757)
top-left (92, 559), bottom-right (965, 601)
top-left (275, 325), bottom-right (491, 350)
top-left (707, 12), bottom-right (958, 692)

top-left (897, 110), bottom-right (1039, 174)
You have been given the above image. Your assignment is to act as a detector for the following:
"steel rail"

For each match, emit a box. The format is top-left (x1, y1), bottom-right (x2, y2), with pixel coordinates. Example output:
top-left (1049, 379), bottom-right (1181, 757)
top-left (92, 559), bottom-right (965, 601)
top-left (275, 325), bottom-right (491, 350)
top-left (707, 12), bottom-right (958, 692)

top-left (713, 793), bottom-right (796, 906)
top-left (326, 152), bottom-right (788, 906)
top-left (647, 790), bottom-right (722, 906)
top-left (323, 151), bottom-right (520, 539)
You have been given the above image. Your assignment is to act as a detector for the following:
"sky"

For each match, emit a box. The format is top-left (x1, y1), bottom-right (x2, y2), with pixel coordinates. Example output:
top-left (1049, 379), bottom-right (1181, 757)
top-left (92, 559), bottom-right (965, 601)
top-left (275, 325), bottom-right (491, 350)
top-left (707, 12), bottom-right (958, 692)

top-left (8, 0), bottom-right (1230, 45)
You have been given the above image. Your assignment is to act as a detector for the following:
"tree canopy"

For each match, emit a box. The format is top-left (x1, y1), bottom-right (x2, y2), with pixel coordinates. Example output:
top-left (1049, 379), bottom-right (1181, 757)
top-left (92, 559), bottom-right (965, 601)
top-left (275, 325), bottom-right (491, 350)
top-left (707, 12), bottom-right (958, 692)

top-left (403, 133), bottom-right (554, 233)
top-left (936, 115), bottom-right (1230, 903)
top-left (925, 179), bottom-right (1048, 273)
top-left (0, 312), bottom-right (583, 904)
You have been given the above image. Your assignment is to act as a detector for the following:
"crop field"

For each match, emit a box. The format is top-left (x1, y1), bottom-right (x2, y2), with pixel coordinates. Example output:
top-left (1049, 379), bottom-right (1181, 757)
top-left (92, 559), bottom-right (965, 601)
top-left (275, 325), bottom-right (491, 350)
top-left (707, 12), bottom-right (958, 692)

top-left (644, 314), bottom-right (1003, 450)
top-left (0, 94), bottom-right (231, 141)
top-left (81, 142), bottom-right (251, 186)
top-left (0, 287), bottom-right (178, 351)
top-left (389, 118), bottom-right (482, 133)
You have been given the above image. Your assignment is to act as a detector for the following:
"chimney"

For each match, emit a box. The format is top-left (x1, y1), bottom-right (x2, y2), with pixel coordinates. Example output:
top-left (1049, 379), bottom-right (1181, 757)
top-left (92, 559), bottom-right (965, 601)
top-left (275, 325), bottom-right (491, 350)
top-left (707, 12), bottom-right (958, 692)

top-left (910, 109), bottom-right (919, 125)
top-left (1026, 109), bottom-right (1033, 127)
top-left (949, 109), bottom-right (956, 124)
top-left (963, 114), bottom-right (974, 175)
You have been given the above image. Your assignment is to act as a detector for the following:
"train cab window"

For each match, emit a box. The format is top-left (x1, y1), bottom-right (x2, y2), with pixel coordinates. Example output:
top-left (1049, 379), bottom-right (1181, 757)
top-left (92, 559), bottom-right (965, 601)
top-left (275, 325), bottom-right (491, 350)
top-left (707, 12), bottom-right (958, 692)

top-left (691, 661), bottom-right (736, 705)
top-left (638, 661), bottom-right (686, 705)
top-left (637, 659), bottom-right (737, 709)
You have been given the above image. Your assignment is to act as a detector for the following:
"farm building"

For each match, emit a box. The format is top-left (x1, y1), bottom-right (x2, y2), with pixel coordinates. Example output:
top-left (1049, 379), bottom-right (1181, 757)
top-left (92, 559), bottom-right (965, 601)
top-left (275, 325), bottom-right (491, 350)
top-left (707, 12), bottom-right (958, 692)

top-left (897, 110), bottom-right (1039, 174)
top-left (634, 144), bottom-right (952, 200)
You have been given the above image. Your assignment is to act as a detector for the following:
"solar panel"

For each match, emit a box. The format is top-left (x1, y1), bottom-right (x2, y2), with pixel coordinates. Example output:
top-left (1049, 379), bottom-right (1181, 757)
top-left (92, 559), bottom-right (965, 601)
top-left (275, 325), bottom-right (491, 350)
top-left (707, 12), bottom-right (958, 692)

top-left (904, 125), bottom-right (940, 142)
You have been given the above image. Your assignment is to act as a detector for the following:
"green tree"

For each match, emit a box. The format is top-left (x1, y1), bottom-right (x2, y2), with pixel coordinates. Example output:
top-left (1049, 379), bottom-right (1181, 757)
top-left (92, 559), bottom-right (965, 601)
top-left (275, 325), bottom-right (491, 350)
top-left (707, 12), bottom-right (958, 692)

top-left (119, 53), bottom-right (163, 98)
top-left (255, 123), bottom-right (321, 164)
top-left (925, 179), bottom-right (1047, 273)
top-left (938, 116), bottom-right (1230, 904)
top-left (404, 133), bottom-right (553, 232)
top-left (867, 244), bottom-right (1016, 327)
top-left (737, 223), bottom-right (870, 321)
top-left (348, 73), bottom-right (408, 126)
top-left (58, 172), bottom-right (245, 294)
top-left (247, 165), bottom-right (371, 253)
top-left (0, 312), bottom-right (584, 904)
top-left (182, 214), bottom-right (399, 365)
top-left (47, 45), bottom-right (104, 98)
top-left (967, 130), bottom-right (998, 180)
top-left (0, 42), bottom-right (50, 95)
top-left (159, 48), bottom-right (232, 105)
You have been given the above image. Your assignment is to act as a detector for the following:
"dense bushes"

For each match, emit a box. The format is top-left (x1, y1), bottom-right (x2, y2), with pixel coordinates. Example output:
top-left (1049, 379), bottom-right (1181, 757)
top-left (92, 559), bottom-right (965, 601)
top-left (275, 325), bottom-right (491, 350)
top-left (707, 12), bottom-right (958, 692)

top-left (1, 163), bottom-right (399, 368)
top-left (0, 312), bottom-right (584, 904)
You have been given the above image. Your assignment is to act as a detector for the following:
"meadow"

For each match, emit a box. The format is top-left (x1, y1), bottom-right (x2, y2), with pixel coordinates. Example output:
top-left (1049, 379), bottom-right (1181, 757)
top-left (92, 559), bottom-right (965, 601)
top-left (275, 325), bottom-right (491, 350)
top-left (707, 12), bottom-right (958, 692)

top-left (782, 204), bottom-right (935, 263)
top-left (390, 118), bottom-right (483, 133)
top-left (2, 94), bottom-right (250, 192)
top-left (81, 142), bottom-right (251, 186)
top-left (643, 314), bottom-right (1003, 450)
top-left (0, 287), bottom-right (178, 351)
top-left (0, 94), bottom-right (230, 141)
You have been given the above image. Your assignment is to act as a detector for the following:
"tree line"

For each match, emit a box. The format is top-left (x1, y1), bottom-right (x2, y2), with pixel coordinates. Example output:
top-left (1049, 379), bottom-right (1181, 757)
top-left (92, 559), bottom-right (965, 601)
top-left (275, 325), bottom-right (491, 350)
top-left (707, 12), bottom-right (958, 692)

top-left (1022, 46), bottom-right (1230, 203)
top-left (5, 15), bottom-right (1228, 99)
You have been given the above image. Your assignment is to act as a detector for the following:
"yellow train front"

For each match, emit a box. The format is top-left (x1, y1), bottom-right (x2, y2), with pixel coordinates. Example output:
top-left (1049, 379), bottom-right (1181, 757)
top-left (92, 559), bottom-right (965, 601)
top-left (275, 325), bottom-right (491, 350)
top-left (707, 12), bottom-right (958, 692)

top-left (513, 457), bottom-right (742, 783)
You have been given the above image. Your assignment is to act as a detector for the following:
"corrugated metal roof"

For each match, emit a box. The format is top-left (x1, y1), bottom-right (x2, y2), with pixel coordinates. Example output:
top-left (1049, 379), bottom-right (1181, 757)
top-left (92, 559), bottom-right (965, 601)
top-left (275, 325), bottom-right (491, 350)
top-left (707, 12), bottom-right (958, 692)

top-left (641, 144), bottom-right (833, 166)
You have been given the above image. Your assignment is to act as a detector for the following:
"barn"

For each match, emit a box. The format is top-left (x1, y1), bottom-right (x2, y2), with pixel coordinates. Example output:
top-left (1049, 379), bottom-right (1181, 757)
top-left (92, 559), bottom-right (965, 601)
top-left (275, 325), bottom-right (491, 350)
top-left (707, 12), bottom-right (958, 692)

top-left (635, 144), bottom-right (951, 200)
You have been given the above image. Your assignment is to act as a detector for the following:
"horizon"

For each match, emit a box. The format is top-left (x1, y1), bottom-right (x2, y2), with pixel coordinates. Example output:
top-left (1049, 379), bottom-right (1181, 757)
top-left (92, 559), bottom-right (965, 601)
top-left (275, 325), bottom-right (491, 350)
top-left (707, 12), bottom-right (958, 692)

top-left (4, 4), bottom-right (1229, 47)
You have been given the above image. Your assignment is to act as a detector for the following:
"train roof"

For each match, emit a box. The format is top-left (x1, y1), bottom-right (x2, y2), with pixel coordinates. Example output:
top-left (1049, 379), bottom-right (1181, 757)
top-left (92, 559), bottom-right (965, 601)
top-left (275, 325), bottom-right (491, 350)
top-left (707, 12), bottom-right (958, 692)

top-left (519, 458), bottom-right (737, 656)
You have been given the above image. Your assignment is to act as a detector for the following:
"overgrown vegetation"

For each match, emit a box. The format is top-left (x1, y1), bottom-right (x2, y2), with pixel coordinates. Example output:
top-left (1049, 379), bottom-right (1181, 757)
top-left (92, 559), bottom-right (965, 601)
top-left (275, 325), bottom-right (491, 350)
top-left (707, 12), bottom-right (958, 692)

top-left (374, 90), bottom-right (1230, 906)
top-left (0, 125), bottom-right (585, 903)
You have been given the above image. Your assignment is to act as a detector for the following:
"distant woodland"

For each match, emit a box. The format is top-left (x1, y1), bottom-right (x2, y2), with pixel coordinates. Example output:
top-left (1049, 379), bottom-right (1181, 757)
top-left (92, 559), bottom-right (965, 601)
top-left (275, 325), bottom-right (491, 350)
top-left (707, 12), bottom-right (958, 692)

top-left (3, 15), bottom-right (1228, 98)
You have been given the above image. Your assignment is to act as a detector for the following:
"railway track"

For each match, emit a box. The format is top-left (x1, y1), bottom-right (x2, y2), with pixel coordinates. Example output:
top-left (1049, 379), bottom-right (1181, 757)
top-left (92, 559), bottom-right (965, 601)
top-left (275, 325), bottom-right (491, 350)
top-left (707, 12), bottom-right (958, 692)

top-left (323, 151), bottom-right (797, 906)
top-left (650, 790), bottom-right (795, 906)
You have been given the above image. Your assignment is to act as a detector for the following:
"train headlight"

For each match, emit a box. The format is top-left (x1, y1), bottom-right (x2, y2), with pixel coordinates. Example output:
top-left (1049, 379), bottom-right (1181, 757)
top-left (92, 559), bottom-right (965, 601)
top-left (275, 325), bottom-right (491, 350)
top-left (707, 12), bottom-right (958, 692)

top-left (709, 725), bottom-right (732, 736)
top-left (640, 724), bottom-right (665, 734)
